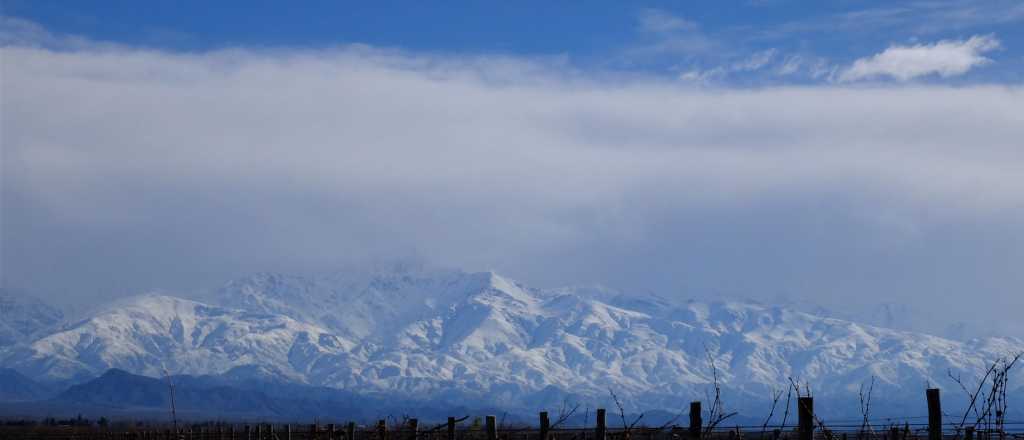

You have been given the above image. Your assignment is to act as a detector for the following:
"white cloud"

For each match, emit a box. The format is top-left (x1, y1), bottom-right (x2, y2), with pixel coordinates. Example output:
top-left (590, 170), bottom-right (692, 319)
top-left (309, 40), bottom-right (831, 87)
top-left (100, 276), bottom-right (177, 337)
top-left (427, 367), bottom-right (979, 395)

top-left (628, 9), bottom-right (718, 57)
top-left (732, 49), bottom-right (777, 71)
top-left (677, 49), bottom-right (780, 84)
top-left (840, 35), bottom-right (1001, 82)
top-left (637, 8), bottom-right (699, 34)
top-left (776, 55), bottom-right (836, 79)
top-left (3, 36), bottom-right (1024, 320)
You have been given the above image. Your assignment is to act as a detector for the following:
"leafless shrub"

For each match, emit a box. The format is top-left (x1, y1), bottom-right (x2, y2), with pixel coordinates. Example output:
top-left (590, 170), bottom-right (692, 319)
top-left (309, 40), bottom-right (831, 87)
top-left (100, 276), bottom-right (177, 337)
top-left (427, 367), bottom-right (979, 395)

top-left (551, 398), bottom-right (581, 429)
top-left (652, 408), bottom-right (685, 432)
top-left (423, 416), bottom-right (470, 434)
top-left (160, 365), bottom-right (178, 434)
top-left (703, 344), bottom-right (738, 435)
top-left (789, 376), bottom-right (834, 440)
top-left (787, 377), bottom-right (811, 399)
top-left (949, 352), bottom-right (1023, 437)
top-left (779, 381), bottom-right (793, 433)
top-left (858, 376), bottom-right (876, 440)
top-left (610, 388), bottom-right (644, 439)
top-left (387, 414), bottom-right (413, 433)
top-left (761, 388), bottom-right (785, 438)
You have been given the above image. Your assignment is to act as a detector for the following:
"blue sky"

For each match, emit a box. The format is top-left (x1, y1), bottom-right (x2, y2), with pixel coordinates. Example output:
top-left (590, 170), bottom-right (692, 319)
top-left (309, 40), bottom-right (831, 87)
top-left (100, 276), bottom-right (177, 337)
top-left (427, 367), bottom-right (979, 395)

top-left (2, 2), bottom-right (1024, 334)
top-left (4, 0), bottom-right (1024, 83)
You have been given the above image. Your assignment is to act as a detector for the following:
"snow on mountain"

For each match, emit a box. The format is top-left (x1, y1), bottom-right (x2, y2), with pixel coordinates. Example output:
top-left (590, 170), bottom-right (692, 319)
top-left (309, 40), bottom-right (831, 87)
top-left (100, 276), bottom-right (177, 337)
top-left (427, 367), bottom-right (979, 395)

top-left (0, 290), bottom-right (64, 348)
top-left (212, 269), bottom-right (503, 343)
top-left (208, 269), bottom-right (1024, 413)
top-left (4, 269), bottom-right (1023, 417)
top-left (2, 294), bottom-right (352, 383)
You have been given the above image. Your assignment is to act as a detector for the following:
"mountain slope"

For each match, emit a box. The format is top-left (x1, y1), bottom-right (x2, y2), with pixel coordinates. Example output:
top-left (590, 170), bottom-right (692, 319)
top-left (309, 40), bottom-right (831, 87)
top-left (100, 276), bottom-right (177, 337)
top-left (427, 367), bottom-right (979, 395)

top-left (3, 294), bottom-right (352, 382)
top-left (50, 368), bottom-right (488, 421)
top-left (210, 269), bottom-right (1024, 414)
top-left (4, 269), bottom-right (1023, 418)
top-left (58, 368), bottom-right (284, 415)
top-left (0, 368), bottom-right (55, 401)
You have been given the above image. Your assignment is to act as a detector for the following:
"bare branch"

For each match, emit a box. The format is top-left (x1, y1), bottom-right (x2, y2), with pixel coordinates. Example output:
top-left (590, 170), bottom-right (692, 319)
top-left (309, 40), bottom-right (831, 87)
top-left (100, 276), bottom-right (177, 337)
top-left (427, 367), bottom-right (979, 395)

top-left (762, 388), bottom-right (784, 438)
top-left (424, 416), bottom-right (470, 434)
top-left (780, 381), bottom-right (794, 430)
top-left (609, 388), bottom-right (644, 435)
top-left (859, 376), bottom-right (876, 440)
top-left (702, 344), bottom-right (737, 435)
top-left (551, 398), bottom-right (581, 429)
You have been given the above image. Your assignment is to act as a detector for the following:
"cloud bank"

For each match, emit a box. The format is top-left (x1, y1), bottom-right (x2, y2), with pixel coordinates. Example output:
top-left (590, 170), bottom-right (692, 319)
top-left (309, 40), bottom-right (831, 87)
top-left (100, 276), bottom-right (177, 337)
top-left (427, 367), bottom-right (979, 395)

top-left (840, 35), bottom-right (1001, 81)
top-left (2, 39), bottom-right (1023, 328)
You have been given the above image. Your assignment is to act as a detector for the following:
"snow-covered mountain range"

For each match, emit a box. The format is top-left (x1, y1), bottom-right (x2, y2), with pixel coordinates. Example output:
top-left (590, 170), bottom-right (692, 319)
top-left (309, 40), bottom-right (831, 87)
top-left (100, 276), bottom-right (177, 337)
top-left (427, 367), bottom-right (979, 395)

top-left (1, 268), bottom-right (1022, 418)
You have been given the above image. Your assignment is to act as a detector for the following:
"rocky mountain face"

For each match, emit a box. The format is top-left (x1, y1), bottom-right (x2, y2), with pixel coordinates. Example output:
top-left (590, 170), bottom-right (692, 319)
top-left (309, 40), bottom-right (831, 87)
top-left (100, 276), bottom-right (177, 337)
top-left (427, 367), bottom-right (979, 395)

top-left (2, 268), bottom-right (1022, 418)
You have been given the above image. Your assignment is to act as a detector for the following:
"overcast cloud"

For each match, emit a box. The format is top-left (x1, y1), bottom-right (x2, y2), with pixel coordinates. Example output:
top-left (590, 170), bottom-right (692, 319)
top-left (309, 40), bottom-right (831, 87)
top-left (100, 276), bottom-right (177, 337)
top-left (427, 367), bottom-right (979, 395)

top-left (2, 37), bottom-right (1023, 330)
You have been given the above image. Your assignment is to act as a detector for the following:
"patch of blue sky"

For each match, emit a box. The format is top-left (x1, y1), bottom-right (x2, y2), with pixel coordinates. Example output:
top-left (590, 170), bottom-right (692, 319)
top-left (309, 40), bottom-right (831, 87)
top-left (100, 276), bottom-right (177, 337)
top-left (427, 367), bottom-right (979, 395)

top-left (3, 0), bottom-right (1022, 85)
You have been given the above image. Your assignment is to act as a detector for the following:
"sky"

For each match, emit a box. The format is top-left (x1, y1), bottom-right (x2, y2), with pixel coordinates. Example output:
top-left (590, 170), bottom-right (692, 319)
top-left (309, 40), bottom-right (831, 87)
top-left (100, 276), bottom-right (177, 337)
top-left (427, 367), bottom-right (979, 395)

top-left (1, 1), bottom-right (1023, 332)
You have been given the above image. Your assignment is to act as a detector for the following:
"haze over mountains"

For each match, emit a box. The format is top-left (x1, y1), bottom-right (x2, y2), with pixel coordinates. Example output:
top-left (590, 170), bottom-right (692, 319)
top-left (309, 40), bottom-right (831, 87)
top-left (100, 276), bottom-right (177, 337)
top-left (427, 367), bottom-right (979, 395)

top-left (0, 267), bottom-right (1022, 420)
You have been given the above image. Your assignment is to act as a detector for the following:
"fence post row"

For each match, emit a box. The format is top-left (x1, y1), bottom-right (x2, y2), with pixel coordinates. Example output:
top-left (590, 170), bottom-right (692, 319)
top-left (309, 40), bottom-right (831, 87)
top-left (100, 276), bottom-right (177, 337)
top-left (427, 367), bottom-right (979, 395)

top-left (689, 401), bottom-right (702, 440)
top-left (798, 397), bottom-right (814, 440)
top-left (927, 388), bottom-right (942, 440)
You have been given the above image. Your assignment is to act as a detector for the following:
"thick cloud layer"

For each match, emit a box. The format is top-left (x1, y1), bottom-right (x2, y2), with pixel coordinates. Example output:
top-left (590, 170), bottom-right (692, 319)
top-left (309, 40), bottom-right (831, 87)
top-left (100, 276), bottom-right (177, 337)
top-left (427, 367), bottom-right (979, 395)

top-left (2, 44), bottom-right (1023, 331)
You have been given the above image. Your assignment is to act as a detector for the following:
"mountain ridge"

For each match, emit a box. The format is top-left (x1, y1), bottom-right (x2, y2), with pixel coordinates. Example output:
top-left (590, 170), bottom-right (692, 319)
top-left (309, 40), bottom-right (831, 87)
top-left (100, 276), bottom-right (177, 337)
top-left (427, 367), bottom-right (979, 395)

top-left (2, 268), bottom-right (1022, 418)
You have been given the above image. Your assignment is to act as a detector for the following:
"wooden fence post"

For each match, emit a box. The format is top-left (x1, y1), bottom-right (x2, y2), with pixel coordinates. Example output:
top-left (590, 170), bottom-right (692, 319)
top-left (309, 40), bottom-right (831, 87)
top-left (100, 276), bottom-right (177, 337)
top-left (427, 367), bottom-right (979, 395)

top-left (689, 402), bottom-right (702, 440)
top-left (927, 389), bottom-right (942, 440)
top-left (311, 424), bottom-right (319, 440)
top-left (596, 409), bottom-right (606, 440)
top-left (486, 416), bottom-right (497, 440)
top-left (539, 412), bottom-right (550, 440)
top-left (377, 420), bottom-right (387, 440)
top-left (797, 397), bottom-right (814, 440)
top-left (285, 425), bottom-right (291, 440)
top-left (348, 423), bottom-right (356, 440)
top-left (328, 424), bottom-right (336, 440)
top-left (965, 427), bottom-right (974, 440)
top-left (408, 419), bottom-right (418, 440)
top-left (447, 417), bottom-right (456, 440)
